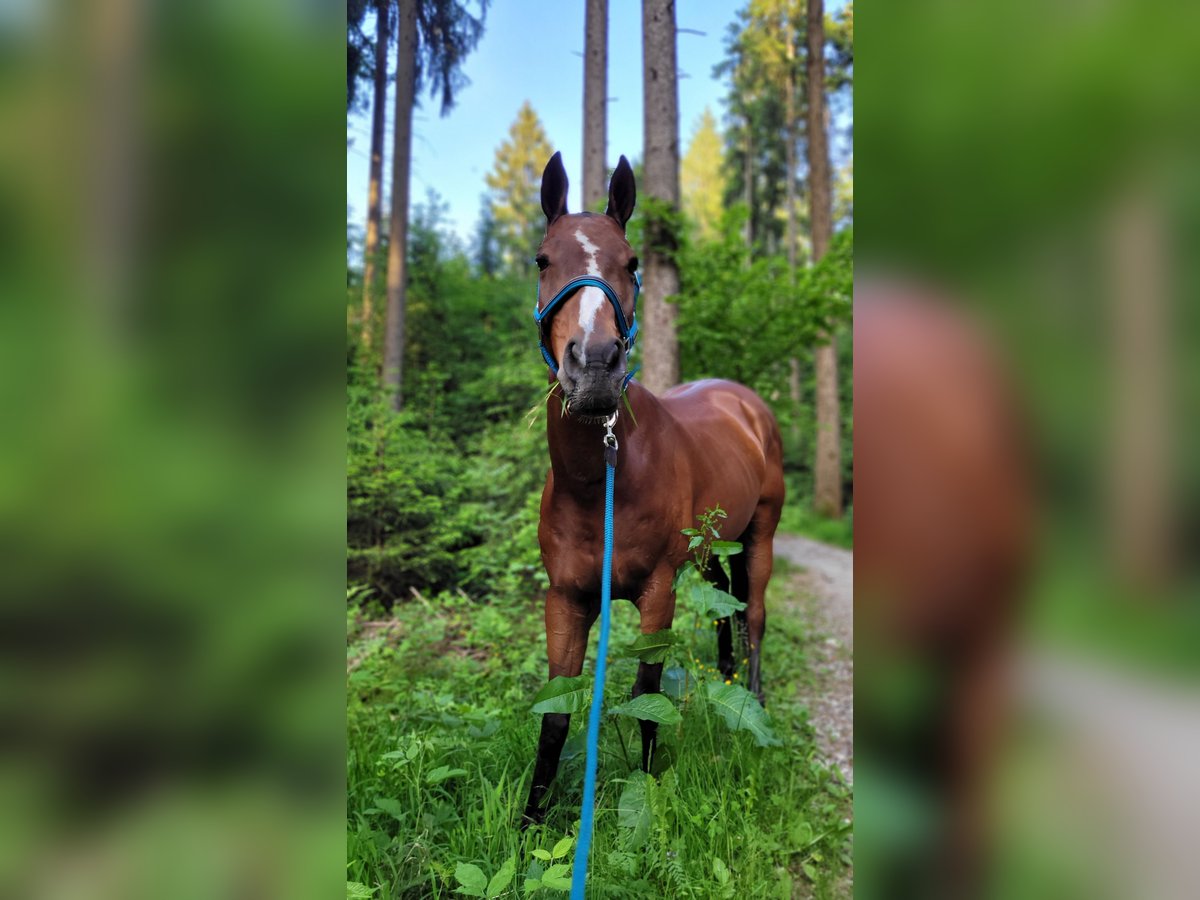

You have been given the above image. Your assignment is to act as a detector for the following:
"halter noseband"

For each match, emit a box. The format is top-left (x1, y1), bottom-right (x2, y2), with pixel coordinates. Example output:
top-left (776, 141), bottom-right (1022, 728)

top-left (533, 272), bottom-right (641, 375)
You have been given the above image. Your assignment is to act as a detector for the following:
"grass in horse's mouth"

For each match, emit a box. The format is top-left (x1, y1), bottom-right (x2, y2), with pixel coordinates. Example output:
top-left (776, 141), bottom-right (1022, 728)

top-left (525, 382), bottom-right (635, 427)
top-left (570, 409), bottom-right (617, 425)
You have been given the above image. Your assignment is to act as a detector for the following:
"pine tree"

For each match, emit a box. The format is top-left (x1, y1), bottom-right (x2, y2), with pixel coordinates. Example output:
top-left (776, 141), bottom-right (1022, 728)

top-left (484, 102), bottom-right (555, 276)
top-left (714, 1), bottom-right (800, 257)
top-left (380, 0), bottom-right (487, 410)
top-left (680, 107), bottom-right (723, 242)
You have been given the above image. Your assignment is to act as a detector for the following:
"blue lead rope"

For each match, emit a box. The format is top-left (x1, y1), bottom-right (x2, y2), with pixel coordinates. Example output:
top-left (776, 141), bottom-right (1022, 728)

top-left (570, 416), bottom-right (619, 899)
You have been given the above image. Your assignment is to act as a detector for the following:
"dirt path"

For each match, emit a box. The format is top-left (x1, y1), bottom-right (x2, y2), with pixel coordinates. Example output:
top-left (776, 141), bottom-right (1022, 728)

top-left (774, 534), bottom-right (853, 785)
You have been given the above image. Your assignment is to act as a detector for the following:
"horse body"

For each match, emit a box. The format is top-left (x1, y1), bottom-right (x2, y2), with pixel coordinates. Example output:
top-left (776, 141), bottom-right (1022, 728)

top-left (523, 152), bottom-right (784, 825)
top-left (541, 378), bottom-right (781, 599)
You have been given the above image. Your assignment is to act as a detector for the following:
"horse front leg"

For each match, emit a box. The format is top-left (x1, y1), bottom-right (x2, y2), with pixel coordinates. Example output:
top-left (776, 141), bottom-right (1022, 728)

top-left (632, 564), bottom-right (677, 772)
top-left (522, 586), bottom-right (596, 828)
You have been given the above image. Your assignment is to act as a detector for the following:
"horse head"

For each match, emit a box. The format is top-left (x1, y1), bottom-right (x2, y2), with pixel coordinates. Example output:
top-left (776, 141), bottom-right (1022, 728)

top-left (535, 152), bottom-right (638, 420)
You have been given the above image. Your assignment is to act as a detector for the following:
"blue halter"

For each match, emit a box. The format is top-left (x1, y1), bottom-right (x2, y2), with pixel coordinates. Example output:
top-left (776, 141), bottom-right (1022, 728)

top-left (533, 272), bottom-right (641, 375)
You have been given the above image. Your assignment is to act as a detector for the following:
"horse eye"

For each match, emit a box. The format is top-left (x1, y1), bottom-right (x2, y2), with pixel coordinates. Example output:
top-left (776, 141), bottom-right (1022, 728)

top-left (535, 254), bottom-right (550, 271)
top-left (627, 257), bottom-right (639, 273)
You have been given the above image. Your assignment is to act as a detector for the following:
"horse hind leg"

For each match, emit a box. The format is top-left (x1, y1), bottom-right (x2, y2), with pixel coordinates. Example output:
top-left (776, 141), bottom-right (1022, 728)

top-left (715, 553), bottom-right (748, 682)
top-left (632, 661), bottom-right (664, 771)
top-left (741, 504), bottom-right (779, 704)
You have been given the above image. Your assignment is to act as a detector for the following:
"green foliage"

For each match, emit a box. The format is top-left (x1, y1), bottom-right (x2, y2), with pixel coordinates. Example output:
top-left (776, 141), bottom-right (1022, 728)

top-left (619, 630), bottom-right (679, 665)
top-left (715, 1), bottom-right (802, 256)
top-left (348, 189), bottom-right (548, 603)
top-left (609, 694), bottom-right (682, 726)
top-left (346, 553), bottom-right (851, 899)
top-left (778, 471), bottom-right (854, 548)
top-left (452, 862), bottom-right (487, 896)
top-left (530, 676), bottom-right (591, 715)
top-left (714, 1), bottom-right (853, 257)
top-left (705, 681), bottom-right (781, 747)
top-left (675, 566), bottom-right (747, 620)
top-left (346, 366), bottom-right (476, 601)
top-left (616, 772), bottom-right (656, 845)
top-left (675, 215), bottom-right (853, 484)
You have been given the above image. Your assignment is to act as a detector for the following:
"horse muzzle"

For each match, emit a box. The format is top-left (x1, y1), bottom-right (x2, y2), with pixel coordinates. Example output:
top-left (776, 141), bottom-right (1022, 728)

top-left (558, 337), bottom-right (626, 417)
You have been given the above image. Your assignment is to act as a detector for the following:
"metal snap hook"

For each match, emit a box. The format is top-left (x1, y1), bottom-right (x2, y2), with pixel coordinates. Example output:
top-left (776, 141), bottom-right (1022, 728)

top-left (602, 412), bottom-right (618, 453)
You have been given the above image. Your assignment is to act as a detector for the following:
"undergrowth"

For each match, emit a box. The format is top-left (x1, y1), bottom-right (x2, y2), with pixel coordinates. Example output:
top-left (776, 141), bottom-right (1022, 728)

top-left (347, 543), bottom-right (852, 898)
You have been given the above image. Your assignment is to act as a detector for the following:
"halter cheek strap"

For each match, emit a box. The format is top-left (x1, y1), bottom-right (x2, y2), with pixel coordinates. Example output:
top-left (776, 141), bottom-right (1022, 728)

top-left (533, 272), bottom-right (641, 376)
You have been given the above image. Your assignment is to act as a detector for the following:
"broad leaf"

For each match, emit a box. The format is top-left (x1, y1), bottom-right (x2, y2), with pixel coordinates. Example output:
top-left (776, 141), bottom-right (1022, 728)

top-left (559, 732), bottom-right (586, 762)
top-left (697, 582), bottom-right (746, 619)
top-left (619, 629), bottom-right (677, 664)
top-left (425, 765), bottom-right (468, 784)
top-left (705, 682), bottom-right (780, 746)
top-left (485, 856), bottom-right (516, 898)
top-left (531, 675), bottom-right (590, 715)
top-left (661, 665), bottom-right (693, 700)
top-left (616, 772), bottom-right (655, 845)
top-left (454, 862), bottom-right (487, 897)
top-left (610, 693), bottom-right (681, 725)
top-left (347, 882), bottom-right (377, 900)
top-left (710, 540), bottom-right (743, 557)
top-left (550, 836), bottom-right (574, 860)
top-left (371, 796), bottom-right (405, 821)
top-left (677, 567), bottom-right (746, 619)
top-left (712, 857), bottom-right (731, 885)
top-left (540, 863), bottom-right (572, 890)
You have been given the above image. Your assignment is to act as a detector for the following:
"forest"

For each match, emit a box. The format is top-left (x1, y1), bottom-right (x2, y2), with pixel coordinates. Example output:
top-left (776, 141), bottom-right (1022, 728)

top-left (346, 2), bottom-right (854, 897)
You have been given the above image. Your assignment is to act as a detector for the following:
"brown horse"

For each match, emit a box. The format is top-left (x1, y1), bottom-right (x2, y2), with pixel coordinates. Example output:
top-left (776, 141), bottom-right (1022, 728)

top-left (522, 152), bottom-right (785, 825)
top-left (855, 280), bottom-right (1033, 896)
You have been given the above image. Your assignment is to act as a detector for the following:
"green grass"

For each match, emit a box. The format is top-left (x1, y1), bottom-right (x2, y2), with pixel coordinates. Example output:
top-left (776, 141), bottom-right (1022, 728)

top-left (777, 475), bottom-right (853, 549)
top-left (347, 572), bottom-right (851, 898)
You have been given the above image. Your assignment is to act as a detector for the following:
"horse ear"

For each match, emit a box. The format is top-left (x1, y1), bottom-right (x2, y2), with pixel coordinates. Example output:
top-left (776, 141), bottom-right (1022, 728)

top-left (541, 152), bottom-right (569, 225)
top-left (605, 155), bottom-right (636, 229)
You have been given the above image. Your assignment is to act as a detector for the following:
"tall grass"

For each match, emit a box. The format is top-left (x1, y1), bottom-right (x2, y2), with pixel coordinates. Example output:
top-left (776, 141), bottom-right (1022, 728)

top-left (347, 567), bottom-right (851, 898)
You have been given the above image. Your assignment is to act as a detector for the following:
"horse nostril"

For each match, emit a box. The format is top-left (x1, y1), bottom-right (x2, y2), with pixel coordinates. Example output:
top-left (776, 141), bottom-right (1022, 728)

top-left (604, 339), bottom-right (622, 371)
top-left (565, 340), bottom-right (584, 368)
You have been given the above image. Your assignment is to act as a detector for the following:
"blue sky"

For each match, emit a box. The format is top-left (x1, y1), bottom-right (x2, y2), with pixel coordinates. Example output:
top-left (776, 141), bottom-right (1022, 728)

top-left (347, 1), bottom-right (848, 247)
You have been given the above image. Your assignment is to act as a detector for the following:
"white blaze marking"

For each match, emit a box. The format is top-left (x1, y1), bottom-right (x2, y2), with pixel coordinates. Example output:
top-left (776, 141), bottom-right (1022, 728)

top-left (574, 228), bottom-right (606, 363)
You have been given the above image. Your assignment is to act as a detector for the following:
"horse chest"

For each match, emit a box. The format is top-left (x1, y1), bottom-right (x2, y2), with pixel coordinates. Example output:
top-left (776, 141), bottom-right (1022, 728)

top-left (540, 497), bottom-right (682, 597)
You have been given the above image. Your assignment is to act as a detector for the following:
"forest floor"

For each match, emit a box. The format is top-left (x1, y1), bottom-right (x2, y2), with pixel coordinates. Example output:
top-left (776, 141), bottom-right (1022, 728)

top-left (774, 534), bottom-right (853, 786)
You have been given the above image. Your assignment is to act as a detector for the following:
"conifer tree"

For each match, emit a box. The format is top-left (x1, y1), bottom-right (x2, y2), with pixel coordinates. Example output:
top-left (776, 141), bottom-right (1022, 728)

top-left (484, 102), bottom-right (555, 276)
top-left (680, 108), bottom-right (723, 242)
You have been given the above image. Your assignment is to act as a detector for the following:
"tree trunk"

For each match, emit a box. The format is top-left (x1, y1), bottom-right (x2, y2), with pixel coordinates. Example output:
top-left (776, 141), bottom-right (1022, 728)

top-left (807, 0), bottom-right (841, 517)
top-left (742, 112), bottom-right (753, 251)
top-left (785, 10), bottom-right (801, 454)
top-left (360, 0), bottom-right (389, 352)
top-left (641, 0), bottom-right (681, 394)
top-left (1107, 182), bottom-right (1171, 591)
top-left (785, 19), bottom-right (798, 271)
top-left (582, 0), bottom-right (608, 211)
top-left (383, 0), bottom-right (416, 410)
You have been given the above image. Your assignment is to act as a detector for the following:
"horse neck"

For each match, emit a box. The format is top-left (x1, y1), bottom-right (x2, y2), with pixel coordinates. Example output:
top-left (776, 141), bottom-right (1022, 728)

top-left (545, 380), bottom-right (663, 490)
